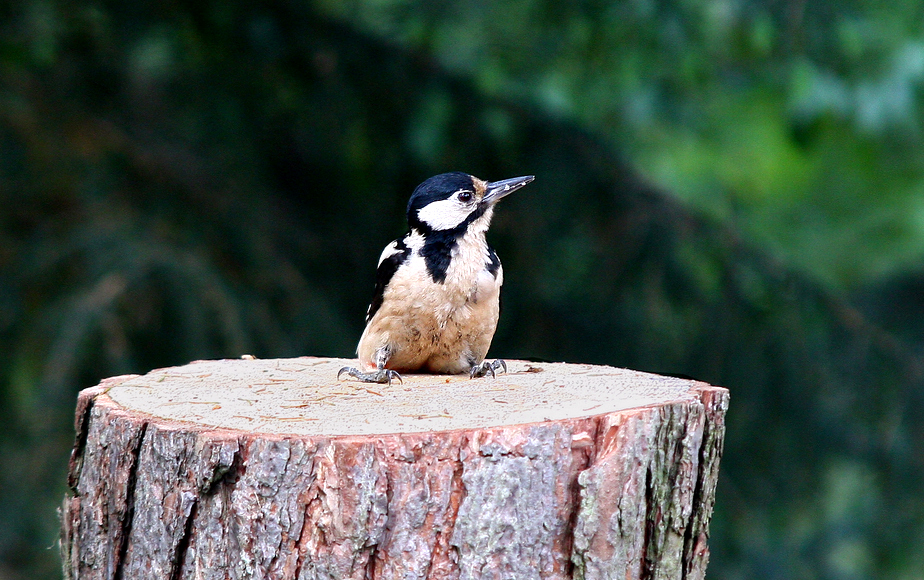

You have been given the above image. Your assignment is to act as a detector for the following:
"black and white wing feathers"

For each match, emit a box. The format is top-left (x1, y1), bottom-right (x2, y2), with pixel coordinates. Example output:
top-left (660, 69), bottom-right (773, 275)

top-left (365, 237), bottom-right (411, 323)
top-left (486, 245), bottom-right (501, 278)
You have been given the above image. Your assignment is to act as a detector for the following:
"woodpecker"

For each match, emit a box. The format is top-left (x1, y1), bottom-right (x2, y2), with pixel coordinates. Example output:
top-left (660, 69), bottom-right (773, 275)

top-left (338, 172), bottom-right (534, 384)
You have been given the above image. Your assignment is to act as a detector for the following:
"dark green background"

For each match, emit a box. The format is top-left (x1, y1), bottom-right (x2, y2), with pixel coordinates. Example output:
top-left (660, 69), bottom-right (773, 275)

top-left (3, 1), bottom-right (924, 578)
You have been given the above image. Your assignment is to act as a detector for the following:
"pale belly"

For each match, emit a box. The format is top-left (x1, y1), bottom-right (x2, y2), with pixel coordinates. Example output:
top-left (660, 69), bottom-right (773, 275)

top-left (357, 266), bottom-right (502, 374)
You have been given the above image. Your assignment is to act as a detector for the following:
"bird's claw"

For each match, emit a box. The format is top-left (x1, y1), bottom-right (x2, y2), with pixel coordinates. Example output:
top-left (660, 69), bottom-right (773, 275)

top-left (470, 359), bottom-right (507, 379)
top-left (338, 366), bottom-right (403, 385)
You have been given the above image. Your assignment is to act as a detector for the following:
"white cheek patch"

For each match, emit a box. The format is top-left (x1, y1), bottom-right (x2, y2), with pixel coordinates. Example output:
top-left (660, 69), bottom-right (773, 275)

top-left (416, 197), bottom-right (472, 231)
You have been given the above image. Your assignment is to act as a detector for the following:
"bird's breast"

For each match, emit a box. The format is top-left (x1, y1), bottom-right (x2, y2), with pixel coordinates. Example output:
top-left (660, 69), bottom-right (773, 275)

top-left (357, 234), bottom-right (503, 373)
top-left (392, 251), bottom-right (500, 320)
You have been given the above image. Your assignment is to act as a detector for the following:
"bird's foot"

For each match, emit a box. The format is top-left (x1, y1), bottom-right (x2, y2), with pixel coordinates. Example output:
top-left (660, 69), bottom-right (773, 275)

top-left (338, 366), bottom-right (403, 385)
top-left (470, 359), bottom-right (507, 379)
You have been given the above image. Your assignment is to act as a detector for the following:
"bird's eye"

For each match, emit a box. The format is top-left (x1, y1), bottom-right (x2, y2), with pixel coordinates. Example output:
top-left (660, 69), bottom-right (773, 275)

top-left (458, 191), bottom-right (473, 203)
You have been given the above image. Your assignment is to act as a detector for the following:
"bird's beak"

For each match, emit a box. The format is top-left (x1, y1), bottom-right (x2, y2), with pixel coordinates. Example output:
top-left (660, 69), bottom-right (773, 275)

top-left (482, 175), bottom-right (535, 205)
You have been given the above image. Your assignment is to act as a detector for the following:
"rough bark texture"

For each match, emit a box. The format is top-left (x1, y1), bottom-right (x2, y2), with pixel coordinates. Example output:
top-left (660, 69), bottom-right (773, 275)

top-left (60, 358), bottom-right (728, 580)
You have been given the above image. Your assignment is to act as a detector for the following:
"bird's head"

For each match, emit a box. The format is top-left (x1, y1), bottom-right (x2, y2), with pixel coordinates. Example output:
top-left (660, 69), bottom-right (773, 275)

top-left (406, 172), bottom-right (534, 235)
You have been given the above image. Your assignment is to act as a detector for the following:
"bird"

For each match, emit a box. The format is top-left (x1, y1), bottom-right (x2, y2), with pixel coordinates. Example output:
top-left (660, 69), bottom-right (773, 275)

top-left (338, 171), bottom-right (534, 385)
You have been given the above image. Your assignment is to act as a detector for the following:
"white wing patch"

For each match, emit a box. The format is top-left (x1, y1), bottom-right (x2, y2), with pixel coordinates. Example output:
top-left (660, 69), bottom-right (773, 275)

top-left (377, 240), bottom-right (404, 266)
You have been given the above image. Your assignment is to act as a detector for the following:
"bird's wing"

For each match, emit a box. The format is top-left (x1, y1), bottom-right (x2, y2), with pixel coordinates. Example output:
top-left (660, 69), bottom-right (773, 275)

top-left (486, 245), bottom-right (502, 279)
top-left (366, 237), bottom-right (411, 323)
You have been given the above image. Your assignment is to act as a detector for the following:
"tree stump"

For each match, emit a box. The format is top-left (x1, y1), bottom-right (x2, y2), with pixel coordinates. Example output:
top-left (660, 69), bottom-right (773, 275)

top-left (60, 357), bottom-right (728, 580)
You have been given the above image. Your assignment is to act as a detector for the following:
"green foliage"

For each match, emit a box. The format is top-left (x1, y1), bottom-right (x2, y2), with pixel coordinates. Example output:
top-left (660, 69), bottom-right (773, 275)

top-left (316, 0), bottom-right (924, 289)
top-left (2, 1), bottom-right (924, 579)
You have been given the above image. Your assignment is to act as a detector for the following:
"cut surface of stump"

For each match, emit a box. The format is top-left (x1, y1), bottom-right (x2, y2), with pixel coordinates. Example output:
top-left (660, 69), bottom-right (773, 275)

top-left (61, 357), bottom-right (729, 580)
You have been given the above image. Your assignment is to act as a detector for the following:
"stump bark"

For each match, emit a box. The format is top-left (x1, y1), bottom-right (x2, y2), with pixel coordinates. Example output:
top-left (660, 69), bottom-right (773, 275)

top-left (60, 357), bottom-right (728, 580)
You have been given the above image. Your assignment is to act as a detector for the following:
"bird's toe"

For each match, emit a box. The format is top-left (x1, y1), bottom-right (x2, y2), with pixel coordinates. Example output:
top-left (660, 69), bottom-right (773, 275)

top-left (338, 366), bottom-right (402, 385)
top-left (470, 359), bottom-right (507, 379)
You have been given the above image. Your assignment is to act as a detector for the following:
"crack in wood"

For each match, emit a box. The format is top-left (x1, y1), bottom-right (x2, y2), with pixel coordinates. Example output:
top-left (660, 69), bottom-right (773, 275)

top-left (364, 538), bottom-right (380, 580)
top-left (263, 443), bottom-right (294, 577)
top-left (363, 454), bottom-right (391, 580)
top-left (564, 420), bottom-right (596, 578)
top-left (169, 498), bottom-right (198, 580)
top-left (681, 409), bottom-right (709, 580)
top-left (66, 390), bottom-right (101, 493)
top-left (681, 391), bottom-right (728, 579)
top-left (202, 443), bottom-right (243, 495)
top-left (654, 406), bottom-right (696, 580)
top-left (113, 421), bottom-right (148, 580)
top-left (641, 465), bottom-right (655, 580)
top-left (293, 500), bottom-right (313, 579)
top-left (440, 446), bottom-right (466, 576)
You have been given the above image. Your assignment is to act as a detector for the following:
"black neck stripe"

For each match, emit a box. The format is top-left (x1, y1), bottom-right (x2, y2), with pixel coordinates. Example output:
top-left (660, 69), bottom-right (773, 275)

top-left (413, 202), bottom-right (493, 283)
